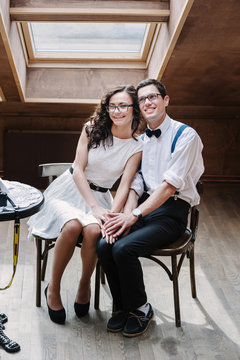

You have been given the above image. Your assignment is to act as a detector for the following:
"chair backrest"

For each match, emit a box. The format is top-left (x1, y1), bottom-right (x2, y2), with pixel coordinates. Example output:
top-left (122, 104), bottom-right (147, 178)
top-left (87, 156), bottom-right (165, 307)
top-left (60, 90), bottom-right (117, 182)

top-left (190, 180), bottom-right (203, 242)
top-left (38, 163), bottom-right (72, 185)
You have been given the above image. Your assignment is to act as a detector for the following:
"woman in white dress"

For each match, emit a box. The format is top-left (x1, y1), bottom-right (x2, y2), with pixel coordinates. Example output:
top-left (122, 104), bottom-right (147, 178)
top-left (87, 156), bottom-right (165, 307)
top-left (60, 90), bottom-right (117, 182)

top-left (28, 85), bottom-right (143, 324)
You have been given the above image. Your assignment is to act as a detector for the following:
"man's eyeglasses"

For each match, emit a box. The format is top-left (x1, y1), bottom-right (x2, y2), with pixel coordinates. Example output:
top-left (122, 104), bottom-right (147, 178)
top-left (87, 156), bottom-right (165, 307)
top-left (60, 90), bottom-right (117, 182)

top-left (106, 104), bottom-right (134, 113)
top-left (138, 93), bottom-right (162, 105)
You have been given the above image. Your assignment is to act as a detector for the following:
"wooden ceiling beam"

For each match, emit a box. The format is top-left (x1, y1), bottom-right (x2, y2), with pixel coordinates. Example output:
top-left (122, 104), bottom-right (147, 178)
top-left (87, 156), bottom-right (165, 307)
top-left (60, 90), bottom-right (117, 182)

top-left (0, 10), bottom-right (24, 101)
top-left (10, 1), bottom-right (170, 22)
top-left (147, 0), bottom-right (195, 81)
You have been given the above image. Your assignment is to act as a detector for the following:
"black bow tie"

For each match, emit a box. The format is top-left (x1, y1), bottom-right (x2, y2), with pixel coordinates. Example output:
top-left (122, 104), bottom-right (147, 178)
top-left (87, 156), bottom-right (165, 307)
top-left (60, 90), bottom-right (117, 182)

top-left (145, 128), bottom-right (161, 138)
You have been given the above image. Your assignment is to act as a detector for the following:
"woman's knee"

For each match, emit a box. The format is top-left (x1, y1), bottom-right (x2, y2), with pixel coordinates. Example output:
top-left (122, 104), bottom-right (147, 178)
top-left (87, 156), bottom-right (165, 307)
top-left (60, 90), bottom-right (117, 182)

top-left (83, 224), bottom-right (101, 241)
top-left (62, 219), bottom-right (82, 241)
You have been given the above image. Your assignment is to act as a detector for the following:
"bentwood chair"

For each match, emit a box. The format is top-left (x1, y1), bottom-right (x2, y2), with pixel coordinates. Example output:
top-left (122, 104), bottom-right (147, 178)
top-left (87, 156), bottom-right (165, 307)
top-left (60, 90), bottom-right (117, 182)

top-left (34, 163), bottom-right (104, 308)
top-left (142, 181), bottom-right (203, 327)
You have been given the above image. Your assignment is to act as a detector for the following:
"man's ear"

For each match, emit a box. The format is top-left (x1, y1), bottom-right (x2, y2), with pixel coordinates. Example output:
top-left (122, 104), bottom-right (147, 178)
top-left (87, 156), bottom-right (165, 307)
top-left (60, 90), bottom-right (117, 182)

top-left (164, 95), bottom-right (170, 107)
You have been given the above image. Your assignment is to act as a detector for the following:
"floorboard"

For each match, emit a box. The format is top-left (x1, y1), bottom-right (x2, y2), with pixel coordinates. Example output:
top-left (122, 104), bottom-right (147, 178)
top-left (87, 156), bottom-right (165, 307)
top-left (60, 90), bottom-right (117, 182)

top-left (0, 183), bottom-right (240, 360)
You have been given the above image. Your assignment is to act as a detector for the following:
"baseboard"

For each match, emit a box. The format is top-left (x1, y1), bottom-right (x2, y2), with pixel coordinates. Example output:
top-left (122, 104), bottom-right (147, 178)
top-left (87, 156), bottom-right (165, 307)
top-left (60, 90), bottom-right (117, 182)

top-left (201, 175), bottom-right (240, 183)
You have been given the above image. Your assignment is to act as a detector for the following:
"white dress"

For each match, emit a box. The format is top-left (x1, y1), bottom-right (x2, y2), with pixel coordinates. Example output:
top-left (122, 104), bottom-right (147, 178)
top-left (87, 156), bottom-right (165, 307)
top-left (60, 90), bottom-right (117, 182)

top-left (28, 135), bottom-right (143, 240)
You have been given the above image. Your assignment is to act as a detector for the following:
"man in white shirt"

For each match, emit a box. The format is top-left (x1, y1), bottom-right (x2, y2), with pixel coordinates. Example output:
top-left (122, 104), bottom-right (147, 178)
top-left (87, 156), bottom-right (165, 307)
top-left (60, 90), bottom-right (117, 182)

top-left (96, 79), bottom-right (204, 337)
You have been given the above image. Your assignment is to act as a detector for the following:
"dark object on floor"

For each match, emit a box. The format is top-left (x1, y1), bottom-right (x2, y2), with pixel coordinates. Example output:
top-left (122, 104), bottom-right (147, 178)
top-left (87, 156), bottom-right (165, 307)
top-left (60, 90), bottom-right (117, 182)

top-left (0, 313), bottom-right (8, 330)
top-left (0, 313), bottom-right (8, 324)
top-left (0, 327), bottom-right (20, 353)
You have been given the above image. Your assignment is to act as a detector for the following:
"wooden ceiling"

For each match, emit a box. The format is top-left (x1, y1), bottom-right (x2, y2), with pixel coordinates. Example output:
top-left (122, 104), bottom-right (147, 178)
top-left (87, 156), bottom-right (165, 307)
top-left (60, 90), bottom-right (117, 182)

top-left (10, 0), bottom-right (170, 22)
top-left (162, 0), bottom-right (240, 109)
top-left (0, 0), bottom-right (239, 118)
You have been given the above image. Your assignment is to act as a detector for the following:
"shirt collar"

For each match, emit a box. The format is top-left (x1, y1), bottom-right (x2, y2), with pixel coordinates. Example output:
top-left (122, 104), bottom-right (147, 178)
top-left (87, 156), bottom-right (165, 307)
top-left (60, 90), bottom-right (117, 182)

top-left (145, 114), bottom-right (171, 141)
top-left (159, 114), bottom-right (171, 135)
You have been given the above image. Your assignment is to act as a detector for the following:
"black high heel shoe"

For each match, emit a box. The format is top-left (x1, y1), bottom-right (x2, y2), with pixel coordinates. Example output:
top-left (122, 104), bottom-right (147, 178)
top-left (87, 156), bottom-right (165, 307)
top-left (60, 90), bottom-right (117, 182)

top-left (44, 286), bottom-right (66, 324)
top-left (74, 301), bottom-right (90, 318)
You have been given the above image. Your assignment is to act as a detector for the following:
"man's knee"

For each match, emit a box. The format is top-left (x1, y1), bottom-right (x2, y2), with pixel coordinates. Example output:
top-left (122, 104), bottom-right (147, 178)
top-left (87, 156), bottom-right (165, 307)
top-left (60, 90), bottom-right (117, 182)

top-left (112, 239), bottom-right (131, 263)
top-left (96, 237), bottom-right (111, 260)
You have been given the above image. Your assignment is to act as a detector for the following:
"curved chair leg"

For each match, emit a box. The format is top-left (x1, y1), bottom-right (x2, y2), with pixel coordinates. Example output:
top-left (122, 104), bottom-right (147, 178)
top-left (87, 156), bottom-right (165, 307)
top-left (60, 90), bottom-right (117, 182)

top-left (172, 255), bottom-right (181, 327)
top-left (100, 266), bottom-right (105, 285)
top-left (41, 241), bottom-right (50, 281)
top-left (94, 261), bottom-right (100, 310)
top-left (36, 238), bottom-right (42, 307)
top-left (189, 244), bottom-right (197, 298)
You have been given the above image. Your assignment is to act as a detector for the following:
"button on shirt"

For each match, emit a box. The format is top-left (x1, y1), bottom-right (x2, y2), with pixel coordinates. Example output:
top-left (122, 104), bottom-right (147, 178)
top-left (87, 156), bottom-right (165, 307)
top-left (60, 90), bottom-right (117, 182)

top-left (131, 114), bottom-right (204, 206)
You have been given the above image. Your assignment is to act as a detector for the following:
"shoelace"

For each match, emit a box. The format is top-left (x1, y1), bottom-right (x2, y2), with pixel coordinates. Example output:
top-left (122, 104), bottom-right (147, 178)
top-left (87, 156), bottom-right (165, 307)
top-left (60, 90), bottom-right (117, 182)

top-left (128, 312), bottom-right (148, 327)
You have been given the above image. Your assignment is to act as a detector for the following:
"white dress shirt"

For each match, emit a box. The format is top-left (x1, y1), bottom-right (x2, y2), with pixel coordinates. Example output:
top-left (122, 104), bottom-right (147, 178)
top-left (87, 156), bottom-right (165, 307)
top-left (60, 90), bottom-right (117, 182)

top-left (131, 114), bottom-right (204, 206)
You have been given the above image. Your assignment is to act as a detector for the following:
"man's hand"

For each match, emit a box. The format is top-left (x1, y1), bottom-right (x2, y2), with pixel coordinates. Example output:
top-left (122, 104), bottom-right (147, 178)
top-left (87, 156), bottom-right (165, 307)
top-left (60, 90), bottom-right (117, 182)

top-left (103, 212), bottom-right (137, 241)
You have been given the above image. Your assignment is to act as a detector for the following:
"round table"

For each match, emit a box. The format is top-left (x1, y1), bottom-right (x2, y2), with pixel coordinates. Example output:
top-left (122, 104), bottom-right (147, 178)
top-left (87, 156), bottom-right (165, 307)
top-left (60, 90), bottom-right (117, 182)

top-left (0, 180), bottom-right (44, 222)
top-left (0, 180), bottom-right (44, 289)
top-left (0, 180), bottom-right (44, 353)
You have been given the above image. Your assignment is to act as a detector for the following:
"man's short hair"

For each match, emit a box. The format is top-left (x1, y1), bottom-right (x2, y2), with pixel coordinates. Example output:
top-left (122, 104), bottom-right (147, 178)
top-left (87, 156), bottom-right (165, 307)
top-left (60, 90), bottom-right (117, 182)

top-left (136, 79), bottom-right (167, 99)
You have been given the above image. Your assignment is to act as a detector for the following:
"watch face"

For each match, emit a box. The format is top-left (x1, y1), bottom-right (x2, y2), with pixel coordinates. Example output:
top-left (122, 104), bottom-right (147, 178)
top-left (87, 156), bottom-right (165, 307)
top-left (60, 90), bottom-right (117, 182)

top-left (132, 208), bottom-right (142, 218)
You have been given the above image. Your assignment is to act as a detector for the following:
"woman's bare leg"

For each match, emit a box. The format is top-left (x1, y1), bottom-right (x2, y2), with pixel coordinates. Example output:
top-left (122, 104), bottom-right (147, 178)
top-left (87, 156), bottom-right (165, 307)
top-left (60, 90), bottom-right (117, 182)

top-left (75, 223), bottom-right (101, 304)
top-left (47, 219), bottom-right (82, 310)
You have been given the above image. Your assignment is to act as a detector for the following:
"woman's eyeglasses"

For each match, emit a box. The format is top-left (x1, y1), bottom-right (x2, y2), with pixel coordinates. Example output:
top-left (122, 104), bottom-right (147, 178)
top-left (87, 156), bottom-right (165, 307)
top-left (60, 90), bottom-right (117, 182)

top-left (138, 93), bottom-right (161, 105)
top-left (106, 104), bottom-right (134, 113)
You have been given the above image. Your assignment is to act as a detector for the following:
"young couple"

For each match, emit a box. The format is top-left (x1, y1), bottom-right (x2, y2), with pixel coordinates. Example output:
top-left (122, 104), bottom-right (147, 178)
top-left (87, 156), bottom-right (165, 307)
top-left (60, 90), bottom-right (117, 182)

top-left (28, 79), bottom-right (204, 337)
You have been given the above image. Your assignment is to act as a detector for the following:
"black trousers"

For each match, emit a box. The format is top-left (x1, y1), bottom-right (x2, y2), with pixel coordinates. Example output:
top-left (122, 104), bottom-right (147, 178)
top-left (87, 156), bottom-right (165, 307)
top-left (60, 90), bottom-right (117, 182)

top-left (96, 196), bottom-right (190, 312)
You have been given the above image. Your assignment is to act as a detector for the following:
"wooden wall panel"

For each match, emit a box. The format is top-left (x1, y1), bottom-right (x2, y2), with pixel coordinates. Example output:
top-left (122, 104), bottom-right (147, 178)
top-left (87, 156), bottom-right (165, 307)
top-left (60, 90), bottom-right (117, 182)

top-left (3, 130), bottom-right (81, 188)
top-left (26, 68), bottom-right (146, 100)
top-left (0, 115), bottom-right (87, 174)
top-left (0, 107), bottom-right (240, 187)
top-left (168, 115), bottom-right (240, 179)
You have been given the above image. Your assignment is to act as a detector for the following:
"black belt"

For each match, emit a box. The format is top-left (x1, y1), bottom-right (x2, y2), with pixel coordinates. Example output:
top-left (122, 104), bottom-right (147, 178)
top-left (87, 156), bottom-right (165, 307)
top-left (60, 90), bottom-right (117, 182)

top-left (69, 166), bottom-right (109, 193)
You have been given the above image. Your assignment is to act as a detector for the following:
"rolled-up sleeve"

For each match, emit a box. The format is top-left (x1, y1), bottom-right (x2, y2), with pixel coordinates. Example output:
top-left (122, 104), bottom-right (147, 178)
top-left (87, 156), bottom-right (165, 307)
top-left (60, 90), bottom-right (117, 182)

top-left (130, 171), bottom-right (145, 197)
top-left (163, 129), bottom-right (204, 191)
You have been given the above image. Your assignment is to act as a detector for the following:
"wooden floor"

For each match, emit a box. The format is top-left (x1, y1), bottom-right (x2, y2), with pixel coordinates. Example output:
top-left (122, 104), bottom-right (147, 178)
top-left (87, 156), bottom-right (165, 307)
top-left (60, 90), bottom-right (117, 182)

top-left (0, 183), bottom-right (240, 360)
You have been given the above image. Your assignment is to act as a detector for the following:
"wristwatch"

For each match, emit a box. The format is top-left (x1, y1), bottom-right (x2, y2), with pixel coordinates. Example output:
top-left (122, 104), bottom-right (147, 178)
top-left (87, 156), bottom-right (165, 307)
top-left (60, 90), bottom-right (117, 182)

top-left (132, 208), bottom-right (142, 219)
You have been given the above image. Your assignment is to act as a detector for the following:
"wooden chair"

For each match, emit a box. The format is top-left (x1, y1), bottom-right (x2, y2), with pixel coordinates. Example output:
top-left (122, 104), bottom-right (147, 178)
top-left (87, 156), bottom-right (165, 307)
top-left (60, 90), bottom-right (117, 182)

top-left (142, 181), bottom-right (203, 327)
top-left (34, 163), bottom-right (104, 309)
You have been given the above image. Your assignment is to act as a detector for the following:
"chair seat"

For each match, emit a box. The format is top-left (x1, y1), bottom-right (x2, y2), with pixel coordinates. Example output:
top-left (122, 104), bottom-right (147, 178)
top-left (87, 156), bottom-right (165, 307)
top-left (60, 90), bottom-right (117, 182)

top-left (35, 162), bottom-right (103, 310)
top-left (151, 228), bottom-right (192, 256)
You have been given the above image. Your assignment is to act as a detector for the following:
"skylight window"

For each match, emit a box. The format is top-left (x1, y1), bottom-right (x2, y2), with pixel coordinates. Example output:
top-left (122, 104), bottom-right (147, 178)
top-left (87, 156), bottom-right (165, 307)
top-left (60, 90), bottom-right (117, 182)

top-left (30, 22), bottom-right (147, 53)
top-left (20, 21), bottom-right (157, 66)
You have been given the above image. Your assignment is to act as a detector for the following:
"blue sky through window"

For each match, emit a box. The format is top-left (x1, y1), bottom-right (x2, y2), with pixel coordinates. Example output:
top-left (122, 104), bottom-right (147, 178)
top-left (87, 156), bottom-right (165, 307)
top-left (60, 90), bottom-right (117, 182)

top-left (30, 23), bottom-right (148, 53)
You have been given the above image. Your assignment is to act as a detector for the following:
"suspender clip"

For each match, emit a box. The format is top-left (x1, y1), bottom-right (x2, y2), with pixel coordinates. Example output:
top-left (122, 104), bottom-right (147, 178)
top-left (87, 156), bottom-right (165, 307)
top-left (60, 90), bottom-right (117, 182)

top-left (174, 191), bottom-right (179, 200)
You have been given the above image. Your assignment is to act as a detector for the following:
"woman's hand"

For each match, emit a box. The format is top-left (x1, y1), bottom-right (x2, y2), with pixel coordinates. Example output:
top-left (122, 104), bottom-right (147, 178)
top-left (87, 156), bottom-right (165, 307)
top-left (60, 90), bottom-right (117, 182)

top-left (91, 205), bottom-right (111, 227)
top-left (103, 212), bottom-right (137, 241)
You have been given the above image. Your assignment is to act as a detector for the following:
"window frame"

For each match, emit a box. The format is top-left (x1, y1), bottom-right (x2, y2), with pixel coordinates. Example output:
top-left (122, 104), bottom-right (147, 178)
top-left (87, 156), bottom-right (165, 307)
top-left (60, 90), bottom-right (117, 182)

top-left (19, 22), bottom-right (158, 68)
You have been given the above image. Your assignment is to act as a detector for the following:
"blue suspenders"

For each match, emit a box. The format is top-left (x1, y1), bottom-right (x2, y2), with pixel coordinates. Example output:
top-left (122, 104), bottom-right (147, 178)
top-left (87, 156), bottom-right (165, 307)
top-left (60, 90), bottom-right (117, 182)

top-left (171, 124), bottom-right (189, 154)
top-left (170, 124), bottom-right (189, 198)
top-left (141, 124), bottom-right (189, 196)
top-left (141, 124), bottom-right (188, 150)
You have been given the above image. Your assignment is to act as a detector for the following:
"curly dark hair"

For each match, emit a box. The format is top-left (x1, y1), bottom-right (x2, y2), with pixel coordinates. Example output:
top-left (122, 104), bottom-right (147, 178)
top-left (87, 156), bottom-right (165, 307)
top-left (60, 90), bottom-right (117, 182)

top-left (85, 85), bottom-right (141, 149)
